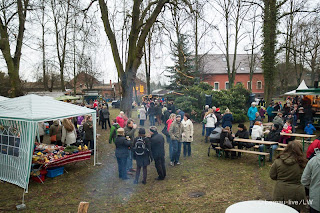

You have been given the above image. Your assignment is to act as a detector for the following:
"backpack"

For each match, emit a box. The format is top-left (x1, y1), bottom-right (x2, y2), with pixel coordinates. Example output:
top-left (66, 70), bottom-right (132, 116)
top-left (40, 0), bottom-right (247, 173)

top-left (223, 137), bottom-right (233, 149)
top-left (134, 137), bottom-right (148, 156)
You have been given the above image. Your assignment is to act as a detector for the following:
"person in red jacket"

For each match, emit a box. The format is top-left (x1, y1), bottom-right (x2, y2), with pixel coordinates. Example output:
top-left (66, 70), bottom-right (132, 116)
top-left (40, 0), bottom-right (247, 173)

top-left (280, 120), bottom-right (292, 144)
top-left (116, 111), bottom-right (128, 128)
top-left (306, 138), bottom-right (320, 159)
top-left (166, 113), bottom-right (176, 160)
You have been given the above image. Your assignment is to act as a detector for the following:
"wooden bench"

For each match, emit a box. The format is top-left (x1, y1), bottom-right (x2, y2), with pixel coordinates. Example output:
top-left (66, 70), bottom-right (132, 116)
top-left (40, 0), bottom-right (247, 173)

top-left (253, 145), bottom-right (285, 152)
top-left (215, 147), bottom-right (269, 167)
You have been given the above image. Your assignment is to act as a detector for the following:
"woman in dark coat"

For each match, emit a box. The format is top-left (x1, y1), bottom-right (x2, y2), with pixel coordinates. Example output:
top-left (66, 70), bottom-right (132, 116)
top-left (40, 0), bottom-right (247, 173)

top-left (114, 128), bottom-right (131, 180)
top-left (219, 126), bottom-right (235, 158)
top-left (221, 109), bottom-right (234, 129)
top-left (133, 128), bottom-right (152, 184)
top-left (234, 123), bottom-right (250, 157)
top-left (270, 141), bottom-right (307, 212)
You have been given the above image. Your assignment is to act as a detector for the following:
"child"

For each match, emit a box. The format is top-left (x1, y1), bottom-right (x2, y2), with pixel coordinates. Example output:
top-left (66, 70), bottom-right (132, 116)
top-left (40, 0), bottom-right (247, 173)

top-left (259, 106), bottom-right (266, 122)
top-left (109, 119), bottom-right (120, 144)
top-left (304, 122), bottom-right (316, 141)
top-left (280, 120), bottom-right (292, 144)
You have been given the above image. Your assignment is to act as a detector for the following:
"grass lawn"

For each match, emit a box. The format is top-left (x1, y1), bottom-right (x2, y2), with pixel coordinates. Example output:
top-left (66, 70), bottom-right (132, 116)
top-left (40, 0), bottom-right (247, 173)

top-left (0, 108), bottom-right (318, 212)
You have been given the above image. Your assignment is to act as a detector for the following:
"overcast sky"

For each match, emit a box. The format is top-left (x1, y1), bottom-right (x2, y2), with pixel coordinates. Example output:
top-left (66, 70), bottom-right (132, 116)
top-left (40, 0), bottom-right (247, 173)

top-left (0, 0), bottom-right (318, 85)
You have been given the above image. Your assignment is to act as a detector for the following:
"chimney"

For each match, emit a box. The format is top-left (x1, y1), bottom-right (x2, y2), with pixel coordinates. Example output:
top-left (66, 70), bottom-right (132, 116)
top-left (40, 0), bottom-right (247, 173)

top-left (110, 80), bottom-right (112, 86)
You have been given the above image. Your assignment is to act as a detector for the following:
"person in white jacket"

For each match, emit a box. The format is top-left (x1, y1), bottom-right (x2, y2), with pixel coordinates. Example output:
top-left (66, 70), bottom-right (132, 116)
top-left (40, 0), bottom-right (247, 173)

top-left (301, 148), bottom-right (320, 213)
top-left (138, 106), bottom-right (147, 126)
top-left (61, 118), bottom-right (77, 146)
top-left (182, 113), bottom-right (193, 157)
top-left (251, 121), bottom-right (263, 140)
top-left (204, 108), bottom-right (217, 143)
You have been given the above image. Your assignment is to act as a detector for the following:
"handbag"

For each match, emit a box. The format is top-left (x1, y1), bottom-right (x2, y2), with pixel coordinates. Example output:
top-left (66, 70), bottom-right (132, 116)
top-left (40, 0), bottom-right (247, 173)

top-left (50, 135), bottom-right (57, 142)
top-left (223, 137), bottom-right (233, 149)
top-left (202, 118), bottom-right (207, 124)
top-left (161, 126), bottom-right (170, 137)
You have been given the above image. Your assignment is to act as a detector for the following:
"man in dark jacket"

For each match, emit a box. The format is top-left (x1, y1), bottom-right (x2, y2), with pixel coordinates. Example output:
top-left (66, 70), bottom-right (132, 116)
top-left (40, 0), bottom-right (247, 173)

top-left (259, 124), bottom-right (281, 162)
top-left (101, 105), bottom-right (111, 129)
top-left (114, 128), bottom-right (131, 180)
top-left (124, 119), bottom-right (137, 174)
top-left (149, 126), bottom-right (166, 180)
top-left (83, 116), bottom-right (94, 152)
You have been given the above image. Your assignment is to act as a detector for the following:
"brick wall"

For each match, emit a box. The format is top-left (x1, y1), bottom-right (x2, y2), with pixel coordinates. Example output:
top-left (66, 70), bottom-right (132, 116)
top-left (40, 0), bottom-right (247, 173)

top-left (203, 73), bottom-right (264, 96)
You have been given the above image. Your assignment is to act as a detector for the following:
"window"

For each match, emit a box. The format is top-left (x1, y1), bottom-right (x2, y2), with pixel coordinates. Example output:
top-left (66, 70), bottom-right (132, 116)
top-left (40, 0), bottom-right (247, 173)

top-left (240, 67), bottom-right (245, 71)
top-left (257, 81), bottom-right (262, 90)
top-left (0, 126), bottom-right (20, 157)
top-left (225, 82), bottom-right (229, 90)
top-left (247, 81), bottom-right (252, 90)
top-left (214, 82), bottom-right (219, 91)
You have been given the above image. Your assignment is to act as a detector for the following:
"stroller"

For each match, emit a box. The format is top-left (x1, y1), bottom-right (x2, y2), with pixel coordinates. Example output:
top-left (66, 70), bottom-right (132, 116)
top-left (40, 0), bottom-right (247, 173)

top-left (207, 127), bottom-right (222, 156)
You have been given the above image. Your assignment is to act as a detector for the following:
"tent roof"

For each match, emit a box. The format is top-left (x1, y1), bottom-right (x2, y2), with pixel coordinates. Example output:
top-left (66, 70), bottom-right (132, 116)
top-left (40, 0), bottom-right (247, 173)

top-left (0, 96), bottom-right (8, 101)
top-left (0, 94), bottom-right (95, 122)
top-left (284, 80), bottom-right (309, 95)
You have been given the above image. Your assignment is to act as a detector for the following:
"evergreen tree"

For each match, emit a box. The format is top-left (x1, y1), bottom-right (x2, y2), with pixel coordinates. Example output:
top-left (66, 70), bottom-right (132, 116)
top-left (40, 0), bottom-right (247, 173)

top-left (166, 34), bottom-right (199, 92)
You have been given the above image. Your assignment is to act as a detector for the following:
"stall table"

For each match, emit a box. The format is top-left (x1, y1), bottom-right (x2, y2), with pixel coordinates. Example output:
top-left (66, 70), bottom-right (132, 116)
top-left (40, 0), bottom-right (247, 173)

top-left (45, 150), bottom-right (92, 168)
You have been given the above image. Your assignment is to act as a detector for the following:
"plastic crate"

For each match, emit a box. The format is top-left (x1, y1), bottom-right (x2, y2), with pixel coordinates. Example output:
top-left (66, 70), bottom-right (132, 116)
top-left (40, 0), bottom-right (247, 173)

top-left (31, 175), bottom-right (45, 183)
top-left (46, 166), bottom-right (64, 178)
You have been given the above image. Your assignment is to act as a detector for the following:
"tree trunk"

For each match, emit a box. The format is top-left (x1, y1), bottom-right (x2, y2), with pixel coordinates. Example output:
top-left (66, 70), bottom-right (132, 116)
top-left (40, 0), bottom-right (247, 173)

top-left (120, 72), bottom-right (135, 117)
top-left (262, 0), bottom-right (277, 104)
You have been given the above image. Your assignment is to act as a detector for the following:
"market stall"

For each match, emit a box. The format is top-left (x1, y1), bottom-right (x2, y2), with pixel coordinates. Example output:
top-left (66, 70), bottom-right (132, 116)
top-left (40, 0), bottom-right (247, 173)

top-left (0, 94), bottom-right (96, 193)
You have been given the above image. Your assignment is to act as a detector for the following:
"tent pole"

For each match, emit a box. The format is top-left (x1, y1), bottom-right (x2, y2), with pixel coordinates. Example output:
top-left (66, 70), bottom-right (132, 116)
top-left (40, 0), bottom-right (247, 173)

top-left (16, 190), bottom-right (26, 210)
top-left (92, 113), bottom-right (96, 166)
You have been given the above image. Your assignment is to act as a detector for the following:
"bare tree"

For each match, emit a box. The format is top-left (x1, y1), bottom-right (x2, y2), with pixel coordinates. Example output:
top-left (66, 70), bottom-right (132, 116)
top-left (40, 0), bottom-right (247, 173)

top-left (0, 0), bottom-right (30, 97)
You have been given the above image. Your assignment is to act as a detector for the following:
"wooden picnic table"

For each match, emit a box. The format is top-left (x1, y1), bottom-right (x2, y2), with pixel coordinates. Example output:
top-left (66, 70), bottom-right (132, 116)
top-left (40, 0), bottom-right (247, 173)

top-left (280, 133), bottom-right (316, 151)
top-left (234, 138), bottom-right (278, 145)
top-left (263, 122), bottom-right (273, 126)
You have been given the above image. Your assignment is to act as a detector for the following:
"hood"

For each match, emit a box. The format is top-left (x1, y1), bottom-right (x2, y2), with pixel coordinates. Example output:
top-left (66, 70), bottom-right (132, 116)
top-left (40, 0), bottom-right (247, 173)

top-left (280, 154), bottom-right (297, 165)
top-left (315, 149), bottom-right (320, 166)
top-left (252, 125), bottom-right (261, 130)
top-left (53, 120), bottom-right (60, 126)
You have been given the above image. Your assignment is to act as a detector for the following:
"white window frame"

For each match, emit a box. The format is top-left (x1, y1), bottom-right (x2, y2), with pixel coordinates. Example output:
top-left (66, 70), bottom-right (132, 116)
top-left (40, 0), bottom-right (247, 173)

top-left (257, 81), bottom-right (262, 90)
top-left (214, 82), bottom-right (220, 91)
top-left (247, 81), bottom-right (252, 90)
top-left (225, 81), bottom-right (229, 90)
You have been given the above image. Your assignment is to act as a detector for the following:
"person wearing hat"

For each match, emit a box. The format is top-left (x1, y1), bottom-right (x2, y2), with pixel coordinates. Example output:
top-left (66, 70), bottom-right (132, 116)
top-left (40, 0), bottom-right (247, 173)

top-left (259, 124), bottom-right (281, 162)
top-left (149, 126), bottom-right (166, 180)
top-left (214, 108), bottom-right (222, 126)
top-left (114, 128), bottom-right (131, 180)
top-left (247, 102), bottom-right (258, 128)
top-left (133, 128), bottom-right (152, 184)
top-left (169, 115), bottom-right (183, 166)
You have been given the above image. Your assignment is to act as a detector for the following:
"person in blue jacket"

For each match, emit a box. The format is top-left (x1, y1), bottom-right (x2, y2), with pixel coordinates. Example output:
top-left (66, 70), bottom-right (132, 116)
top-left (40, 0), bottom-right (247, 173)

top-left (266, 103), bottom-right (274, 122)
top-left (247, 102), bottom-right (258, 127)
top-left (221, 109), bottom-right (234, 129)
top-left (304, 122), bottom-right (316, 141)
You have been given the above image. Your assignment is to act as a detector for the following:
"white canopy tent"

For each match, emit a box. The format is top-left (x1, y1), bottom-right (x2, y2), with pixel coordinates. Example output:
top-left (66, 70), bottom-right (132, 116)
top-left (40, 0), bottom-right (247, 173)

top-left (0, 94), bottom-right (96, 192)
top-left (0, 96), bottom-right (8, 101)
top-left (284, 80), bottom-right (309, 95)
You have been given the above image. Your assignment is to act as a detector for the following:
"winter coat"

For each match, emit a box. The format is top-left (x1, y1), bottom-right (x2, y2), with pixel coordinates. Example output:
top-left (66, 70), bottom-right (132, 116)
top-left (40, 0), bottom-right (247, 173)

top-left (163, 110), bottom-right (170, 123)
top-left (166, 119), bottom-right (173, 132)
top-left (273, 116), bottom-right (284, 129)
top-left (304, 124), bottom-right (316, 135)
top-left (124, 126), bottom-right (136, 141)
top-left (265, 129), bottom-right (281, 142)
top-left (306, 139), bottom-right (320, 159)
top-left (205, 113), bottom-right (217, 128)
top-left (221, 113), bottom-right (233, 128)
top-left (270, 154), bottom-right (306, 211)
top-left (281, 125), bottom-right (292, 134)
top-left (259, 108), bottom-right (266, 117)
top-left (61, 126), bottom-right (77, 145)
top-left (169, 120), bottom-right (182, 141)
top-left (83, 121), bottom-right (94, 141)
top-left (181, 119), bottom-right (193, 142)
top-left (219, 129), bottom-right (234, 148)
top-left (267, 106), bottom-right (274, 116)
top-left (114, 136), bottom-right (131, 158)
top-left (254, 115), bottom-right (262, 122)
top-left (251, 125), bottom-right (263, 140)
top-left (38, 122), bottom-right (45, 136)
top-left (148, 106), bottom-right (155, 116)
top-left (49, 120), bottom-right (62, 141)
top-left (301, 151), bottom-right (320, 211)
top-left (209, 127), bottom-right (222, 140)
top-left (133, 137), bottom-right (152, 167)
top-left (155, 105), bottom-right (162, 116)
top-left (235, 129), bottom-right (249, 139)
top-left (101, 108), bottom-right (110, 119)
top-left (109, 123), bottom-right (120, 143)
top-left (139, 107), bottom-right (147, 120)
top-left (178, 110), bottom-right (185, 119)
top-left (150, 132), bottom-right (165, 159)
top-left (116, 116), bottom-right (126, 128)
top-left (247, 106), bottom-right (258, 121)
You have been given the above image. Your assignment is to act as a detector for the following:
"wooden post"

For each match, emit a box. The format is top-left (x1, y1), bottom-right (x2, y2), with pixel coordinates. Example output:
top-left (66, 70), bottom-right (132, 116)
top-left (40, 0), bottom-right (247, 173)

top-left (78, 202), bottom-right (89, 213)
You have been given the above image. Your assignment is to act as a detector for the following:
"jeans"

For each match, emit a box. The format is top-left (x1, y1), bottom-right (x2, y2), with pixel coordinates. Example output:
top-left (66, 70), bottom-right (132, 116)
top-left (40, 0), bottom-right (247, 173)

top-left (249, 120), bottom-right (255, 128)
top-left (202, 123), bottom-right (205, 136)
top-left (183, 142), bottom-right (191, 157)
top-left (149, 115), bottom-right (155, 126)
top-left (126, 150), bottom-right (133, 171)
top-left (259, 144), bottom-right (278, 161)
top-left (140, 120), bottom-right (145, 126)
top-left (171, 140), bottom-right (181, 163)
top-left (206, 127), bottom-right (215, 137)
top-left (116, 157), bottom-right (128, 179)
top-left (267, 115), bottom-right (274, 122)
top-left (166, 135), bottom-right (173, 160)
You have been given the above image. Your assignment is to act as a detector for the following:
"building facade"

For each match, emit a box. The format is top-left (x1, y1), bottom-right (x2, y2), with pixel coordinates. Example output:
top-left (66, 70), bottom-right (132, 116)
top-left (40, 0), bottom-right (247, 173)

top-left (200, 54), bottom-right (264, 97)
